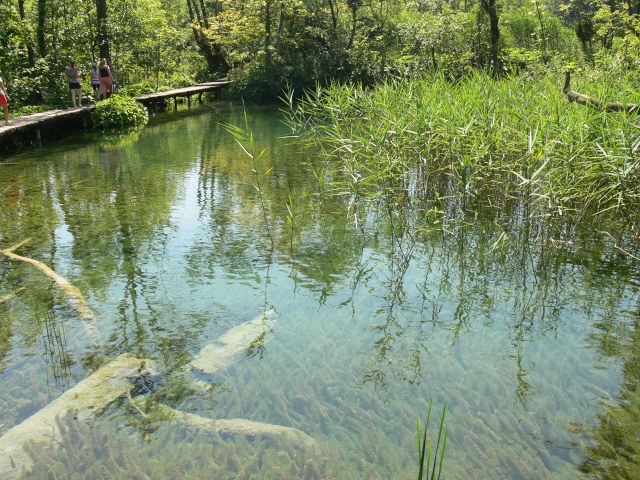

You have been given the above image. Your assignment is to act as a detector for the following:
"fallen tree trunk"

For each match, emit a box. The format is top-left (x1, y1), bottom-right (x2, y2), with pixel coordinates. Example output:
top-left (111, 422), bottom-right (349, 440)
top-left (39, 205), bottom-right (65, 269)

top-left (2, 238), bottom-right (101, 339)
top-left (0, 355), bottom-right (157, 480)
top-left (187, 310), bottom-right (276, 377)
top-left (563, 70), bottom-right (640, 114)
top-left (153, 403), bottom-right (317, 450)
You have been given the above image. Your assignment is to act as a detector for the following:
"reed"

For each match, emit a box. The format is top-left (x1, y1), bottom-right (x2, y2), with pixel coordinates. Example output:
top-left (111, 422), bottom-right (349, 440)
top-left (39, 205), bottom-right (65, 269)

top-left (284, 67), bottom-right (640, 239)
top-left (222, 108), bottom-right (275, 250)
top-left (417, 402), bottom-right (447, 480)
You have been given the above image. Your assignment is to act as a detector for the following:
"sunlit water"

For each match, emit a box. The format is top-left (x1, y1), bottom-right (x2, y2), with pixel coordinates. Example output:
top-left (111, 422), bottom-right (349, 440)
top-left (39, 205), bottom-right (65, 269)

top-left (1, 103), bottom-right (639, 479)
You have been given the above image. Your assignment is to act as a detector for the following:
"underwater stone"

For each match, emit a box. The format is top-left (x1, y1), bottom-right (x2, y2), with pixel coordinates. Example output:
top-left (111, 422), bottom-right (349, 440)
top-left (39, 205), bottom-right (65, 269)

top-left (188, 310), bottom-right (276, 376)
top-left (0, 354), bottom-right (157, 480)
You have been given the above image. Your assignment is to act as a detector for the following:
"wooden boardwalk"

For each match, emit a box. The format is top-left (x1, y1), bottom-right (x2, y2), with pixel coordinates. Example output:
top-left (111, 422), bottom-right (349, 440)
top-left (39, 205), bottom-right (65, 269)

top-left (0, 80), bottom-right (228, 150)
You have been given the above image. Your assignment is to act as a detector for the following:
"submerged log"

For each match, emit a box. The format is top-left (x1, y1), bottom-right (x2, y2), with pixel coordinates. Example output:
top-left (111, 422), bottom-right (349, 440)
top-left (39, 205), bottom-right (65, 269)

top-left (0, 355), bottom-right (157, 479)
top-left (563, 70), bottom-right (640, 114)
top-left (188, 310), bottom-right (277, 376)
top-left (0, 287), bottom-right (26, 304)
top-left (154, 403), bottom-right (317, 450)
top-left (2, 238), bottom-right (101, 339)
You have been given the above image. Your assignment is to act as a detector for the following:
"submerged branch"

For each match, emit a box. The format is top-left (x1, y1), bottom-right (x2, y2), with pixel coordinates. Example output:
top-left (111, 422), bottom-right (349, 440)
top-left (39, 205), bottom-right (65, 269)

top-left (0, 287), bottom-right (26, 304)
top-left (563, 71), bottom-right (640, 114)
top-left (598, 230), bottom-right (640, 262)
top-left (2, 238), bottom-right (101, 338)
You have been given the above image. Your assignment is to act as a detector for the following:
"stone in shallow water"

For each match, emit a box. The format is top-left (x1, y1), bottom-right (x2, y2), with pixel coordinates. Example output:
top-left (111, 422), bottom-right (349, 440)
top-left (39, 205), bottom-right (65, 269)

top-left (0, 354), bottom-right (157, 480)
top-left (188, 309), bottom-right (276, 376)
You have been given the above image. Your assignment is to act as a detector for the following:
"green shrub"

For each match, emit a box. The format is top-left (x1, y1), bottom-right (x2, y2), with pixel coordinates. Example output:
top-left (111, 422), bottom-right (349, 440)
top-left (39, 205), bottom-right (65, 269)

top-left (91, 95), bottom-right (149, 129)
top-left (9, 104), bottom-right (56, 118)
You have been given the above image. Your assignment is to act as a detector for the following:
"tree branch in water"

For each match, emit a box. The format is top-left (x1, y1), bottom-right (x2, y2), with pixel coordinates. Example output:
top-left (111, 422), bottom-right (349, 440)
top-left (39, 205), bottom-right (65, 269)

top-left (2, 238), bottom-right (101, 338)
top-left (0, 287), bottom-right (26, 304)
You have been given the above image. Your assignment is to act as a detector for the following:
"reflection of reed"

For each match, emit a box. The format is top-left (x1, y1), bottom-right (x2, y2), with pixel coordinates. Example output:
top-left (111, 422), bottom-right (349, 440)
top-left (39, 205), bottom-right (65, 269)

top-left (34, 303), bottom-right (73, 393)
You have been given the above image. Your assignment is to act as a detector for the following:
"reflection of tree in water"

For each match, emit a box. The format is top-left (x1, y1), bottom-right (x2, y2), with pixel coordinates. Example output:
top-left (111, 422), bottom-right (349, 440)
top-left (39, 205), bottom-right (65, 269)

top-left (576, 300), bottom-right (640, 478)
top-left (353, 193), bottom-right (637, 408)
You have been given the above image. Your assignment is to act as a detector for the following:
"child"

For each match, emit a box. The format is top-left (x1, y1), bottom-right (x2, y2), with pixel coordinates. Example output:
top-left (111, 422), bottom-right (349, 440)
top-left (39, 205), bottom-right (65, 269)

top-left (0, 69), bottom-right (9, 125)
top-left (90, 62), bottom-right (101, 102)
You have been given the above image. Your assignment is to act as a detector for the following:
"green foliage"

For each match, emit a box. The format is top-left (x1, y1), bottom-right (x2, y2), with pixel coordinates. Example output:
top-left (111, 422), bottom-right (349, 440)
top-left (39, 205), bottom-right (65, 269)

top-left (9, 104), bottom-right (56, 119)
top-left (118, 83), bottom-right (157, 97)
top-left (91, 95), bottom-right (149, 129)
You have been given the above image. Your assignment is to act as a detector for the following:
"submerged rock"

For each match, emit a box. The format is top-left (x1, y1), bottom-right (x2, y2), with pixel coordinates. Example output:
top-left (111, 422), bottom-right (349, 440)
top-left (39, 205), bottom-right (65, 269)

top-left (0, 354), bottom-right (157, 480)
top-left (188, 309), bottom-right (276, 376)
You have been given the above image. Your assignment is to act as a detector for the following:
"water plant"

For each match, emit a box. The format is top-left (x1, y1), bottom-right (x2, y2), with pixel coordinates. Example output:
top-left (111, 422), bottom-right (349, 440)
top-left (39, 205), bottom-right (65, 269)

top-left (223, 108), bottom-right (275, 249)
top-left (417, 402), bottom-right (447, 480)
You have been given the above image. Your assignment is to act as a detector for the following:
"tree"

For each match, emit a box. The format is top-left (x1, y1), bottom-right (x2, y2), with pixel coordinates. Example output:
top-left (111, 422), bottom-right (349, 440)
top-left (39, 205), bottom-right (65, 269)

top-left (97, 0), bottom-right (111, 62)
top-left (186, 0), bottom-right (231, 73)
top-left (480, 0), bottom-right (500, 71)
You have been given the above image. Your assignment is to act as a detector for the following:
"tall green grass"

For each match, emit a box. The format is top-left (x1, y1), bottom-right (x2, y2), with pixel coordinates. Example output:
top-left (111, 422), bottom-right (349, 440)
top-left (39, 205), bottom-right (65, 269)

top-left (284, 69), bottom-right (640, 238)
top-left (417, 402), bottom-right (447, 480)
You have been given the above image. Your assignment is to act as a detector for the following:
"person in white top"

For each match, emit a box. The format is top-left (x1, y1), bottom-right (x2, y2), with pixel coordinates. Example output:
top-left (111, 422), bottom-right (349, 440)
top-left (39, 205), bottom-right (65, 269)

top-left (90, 62), bottom-right (101, 102)
top-left (0, 69), bottom-right (10, 125)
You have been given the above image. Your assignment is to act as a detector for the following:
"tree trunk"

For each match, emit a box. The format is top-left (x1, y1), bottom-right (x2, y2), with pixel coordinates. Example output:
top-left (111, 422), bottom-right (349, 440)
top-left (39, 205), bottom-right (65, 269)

top-left (480, 0), bottom-right (500, 73)
top-left (37, 0), bottom-right (47, 56)
top-left (18, 0), bottom-right (36, 67)
top-left (533, 0), bottom-right (546, 51)
top-left (96, 0), bottom-right (110, 62)
top-left (198, 0), bottom-right (210, 28)
top-left (186, 0), bottom-right (231, 73)
top-left (563, 70), bottom-right (639, 114)
top-left (275, 1), bottom-right (285, 43)
top-left (20, 0), bottom-right (42, 103)
top-left (347, 6), bottom-right (357, 49)
top-left (265, 0), bottom-right (272, 66)
top-left (328, 0), bottom-right (338, 30)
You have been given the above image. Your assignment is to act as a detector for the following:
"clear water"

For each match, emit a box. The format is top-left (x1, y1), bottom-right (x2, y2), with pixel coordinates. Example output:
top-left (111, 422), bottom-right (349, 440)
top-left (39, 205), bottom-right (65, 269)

top-left (1, 103), bottom-right (639, 479)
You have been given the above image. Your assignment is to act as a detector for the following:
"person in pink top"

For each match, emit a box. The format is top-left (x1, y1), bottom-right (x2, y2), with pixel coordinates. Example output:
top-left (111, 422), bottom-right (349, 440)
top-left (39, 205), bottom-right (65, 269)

top-left (0, 69), bottom-right (10, 125)
top-left (98, 58), bottom-right (114, 101)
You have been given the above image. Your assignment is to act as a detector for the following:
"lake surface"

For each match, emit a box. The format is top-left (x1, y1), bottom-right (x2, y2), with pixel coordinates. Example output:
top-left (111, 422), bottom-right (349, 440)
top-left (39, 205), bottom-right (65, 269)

top-left (1, 103), bottom-right (639, 479)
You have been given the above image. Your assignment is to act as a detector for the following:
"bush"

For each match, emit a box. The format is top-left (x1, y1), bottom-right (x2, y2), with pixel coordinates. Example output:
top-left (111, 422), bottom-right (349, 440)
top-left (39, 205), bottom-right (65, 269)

top-left (91, 95), bottom-right (149, 129)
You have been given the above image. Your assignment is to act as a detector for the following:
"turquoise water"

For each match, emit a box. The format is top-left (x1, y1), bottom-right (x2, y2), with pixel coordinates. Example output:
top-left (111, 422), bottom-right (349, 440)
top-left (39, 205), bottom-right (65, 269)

top-left (1, 103), bottom-right (639, 479)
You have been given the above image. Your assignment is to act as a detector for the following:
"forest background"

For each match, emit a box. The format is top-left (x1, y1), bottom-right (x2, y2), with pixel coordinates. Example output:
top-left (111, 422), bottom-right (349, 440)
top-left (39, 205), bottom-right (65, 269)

top-left (0, 0), bottom-right (638, 109)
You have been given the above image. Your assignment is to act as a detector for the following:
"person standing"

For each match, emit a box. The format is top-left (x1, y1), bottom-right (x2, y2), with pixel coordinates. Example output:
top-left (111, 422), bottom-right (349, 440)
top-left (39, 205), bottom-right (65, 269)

top-left (98, 58), bottom-right (114, 100)
top-left (90, 62), bottom-right (101, 102)
top-left (0, 69), bottom-right (9, 125)
top-left (67, 59), bottom-right (83, 108)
